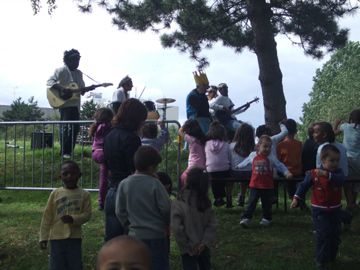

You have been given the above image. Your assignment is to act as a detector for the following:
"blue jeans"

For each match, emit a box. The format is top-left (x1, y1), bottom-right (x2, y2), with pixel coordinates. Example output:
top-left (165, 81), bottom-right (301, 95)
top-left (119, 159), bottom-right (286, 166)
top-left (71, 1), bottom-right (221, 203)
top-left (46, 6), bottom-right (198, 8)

top-left (104, 187), bottom-right (125, 242)
top-left (226, 119), bottom-right (242, 133)
top-left (312, 208), bottom-right (341, 264)
top-left (242, 188), bottom-right (273, 221)
top-left (50, 238), bottom-right (82, 270)
top-left (196, 117), bottom-right (211, 135)
top-left (141, 238), bottom-right (169, 270)
top-left (181, 248), bottom-right (211, 270)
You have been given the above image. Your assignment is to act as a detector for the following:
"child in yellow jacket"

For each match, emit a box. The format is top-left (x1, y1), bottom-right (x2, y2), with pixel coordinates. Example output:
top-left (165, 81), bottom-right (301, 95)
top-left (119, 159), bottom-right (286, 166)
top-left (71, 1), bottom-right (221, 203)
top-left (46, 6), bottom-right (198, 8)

top-left (39, 160), bottom-right (92, 270)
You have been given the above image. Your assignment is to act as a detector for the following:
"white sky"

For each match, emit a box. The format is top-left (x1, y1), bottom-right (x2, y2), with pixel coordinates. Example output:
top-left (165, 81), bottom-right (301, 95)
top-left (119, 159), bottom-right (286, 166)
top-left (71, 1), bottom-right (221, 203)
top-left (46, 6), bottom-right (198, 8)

top-left (0, 1), bottom-right (359, 127)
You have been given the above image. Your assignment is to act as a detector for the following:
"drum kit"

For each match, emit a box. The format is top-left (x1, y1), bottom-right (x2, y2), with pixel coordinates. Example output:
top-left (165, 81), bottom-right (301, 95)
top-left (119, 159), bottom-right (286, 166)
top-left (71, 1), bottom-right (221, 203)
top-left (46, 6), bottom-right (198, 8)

top-left (144, 97), bottom-right (176, 120)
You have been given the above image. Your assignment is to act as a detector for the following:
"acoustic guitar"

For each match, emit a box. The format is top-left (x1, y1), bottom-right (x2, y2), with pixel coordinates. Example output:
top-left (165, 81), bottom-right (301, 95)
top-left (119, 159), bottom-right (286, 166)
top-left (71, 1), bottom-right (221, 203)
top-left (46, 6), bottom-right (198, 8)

top-left (47, 82), bottom-right (113, 109)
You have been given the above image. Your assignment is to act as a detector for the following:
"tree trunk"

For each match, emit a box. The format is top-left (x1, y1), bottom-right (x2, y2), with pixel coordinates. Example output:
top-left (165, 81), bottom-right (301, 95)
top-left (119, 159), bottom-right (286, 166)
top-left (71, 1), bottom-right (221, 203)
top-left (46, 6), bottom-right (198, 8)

top-left (247, 0), bottom-right (287, 132)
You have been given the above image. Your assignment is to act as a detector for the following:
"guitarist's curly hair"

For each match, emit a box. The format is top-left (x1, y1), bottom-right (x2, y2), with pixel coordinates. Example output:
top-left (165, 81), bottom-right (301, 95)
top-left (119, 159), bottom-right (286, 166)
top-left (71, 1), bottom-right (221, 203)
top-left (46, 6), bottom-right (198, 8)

top-left (63, 49), bottom-right (80, 64)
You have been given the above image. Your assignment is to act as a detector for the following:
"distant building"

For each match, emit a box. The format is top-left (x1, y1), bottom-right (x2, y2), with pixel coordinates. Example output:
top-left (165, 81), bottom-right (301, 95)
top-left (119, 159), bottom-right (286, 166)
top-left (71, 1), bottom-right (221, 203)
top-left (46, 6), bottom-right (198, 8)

top-left (83, 92), bottom-right (108, 107)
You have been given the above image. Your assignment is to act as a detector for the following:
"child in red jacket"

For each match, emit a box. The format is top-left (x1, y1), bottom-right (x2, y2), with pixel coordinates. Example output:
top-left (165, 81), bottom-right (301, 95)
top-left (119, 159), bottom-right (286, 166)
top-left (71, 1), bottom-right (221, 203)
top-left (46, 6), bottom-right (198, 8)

top-left (238, 135), bottom-right (292, 227)
top-left (291, 144), bottom-right (345, 270)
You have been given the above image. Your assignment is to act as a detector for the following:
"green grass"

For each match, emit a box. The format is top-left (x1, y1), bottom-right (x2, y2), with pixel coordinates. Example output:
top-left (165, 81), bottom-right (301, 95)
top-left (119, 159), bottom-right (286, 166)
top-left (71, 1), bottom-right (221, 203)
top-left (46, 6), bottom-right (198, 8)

top-left (0, 190), bottom-right (359, 270)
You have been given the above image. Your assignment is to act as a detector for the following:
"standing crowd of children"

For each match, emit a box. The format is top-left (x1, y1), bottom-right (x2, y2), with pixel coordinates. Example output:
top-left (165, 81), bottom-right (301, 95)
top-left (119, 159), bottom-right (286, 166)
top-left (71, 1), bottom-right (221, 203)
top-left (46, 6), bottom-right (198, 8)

top-left (38, 103), bottom-right (359, 270)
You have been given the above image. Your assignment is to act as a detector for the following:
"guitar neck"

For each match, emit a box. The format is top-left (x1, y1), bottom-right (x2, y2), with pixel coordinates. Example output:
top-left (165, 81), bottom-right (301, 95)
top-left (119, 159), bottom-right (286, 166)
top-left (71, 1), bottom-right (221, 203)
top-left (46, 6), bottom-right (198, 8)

top-left (232, 98), bottom-right (259, 113)
top-left (74, 83), bottom-right (112, 94)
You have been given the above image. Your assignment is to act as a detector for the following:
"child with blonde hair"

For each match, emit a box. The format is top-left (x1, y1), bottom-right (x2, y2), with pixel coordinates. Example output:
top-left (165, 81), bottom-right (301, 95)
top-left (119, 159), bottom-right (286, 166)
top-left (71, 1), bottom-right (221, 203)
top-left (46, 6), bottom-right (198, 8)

top-left (238, 135), bottom-right (292, 227)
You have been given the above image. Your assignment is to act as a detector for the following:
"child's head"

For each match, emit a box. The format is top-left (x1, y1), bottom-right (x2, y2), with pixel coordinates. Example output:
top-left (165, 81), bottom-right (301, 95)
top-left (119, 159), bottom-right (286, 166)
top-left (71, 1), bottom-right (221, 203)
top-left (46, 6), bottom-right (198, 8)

top-left (207, 86), bottom-right (218, 100)
top-left (94, 107), bottom-right (113, 124)
top-left (284, 119), bottom-right (297, 136)
top-left (257, 135), bottom-right (272, 156)
top-left (89, 107), bottom-right (114, 137)
top-left (134, 145), bottom-right (162, 174)
top-left (320, 144), bottom-right (340, 172)
top-left (349, 109), bottom-right (360, 127)
top-left (184, 167), bottom-right (211, 212)
top-left (60, 160), bottom-right (81, 189)
top-left (182, 119), bottom-right (206, 144)
top-left (312, 122), bottom-right (335, 144)
top-left (307, 124), bottom-right (315, 140)
top-left (255, 124), bottom-right (272, 138)
top-left (156, 171), bottom-right (172, 195)
top-left (97, 235), bottom-right (150, 270)
top-left (207, 121), bottom-right (227, 141)
top-left (233, 123), bottom-right (255, 157)
top-left (140, 122), bottom-right (158, 139)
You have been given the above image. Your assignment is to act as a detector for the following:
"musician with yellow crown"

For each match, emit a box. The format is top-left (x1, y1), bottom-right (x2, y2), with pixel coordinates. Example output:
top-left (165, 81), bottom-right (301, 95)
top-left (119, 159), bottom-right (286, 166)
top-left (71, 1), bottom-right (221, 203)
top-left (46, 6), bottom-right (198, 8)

top-left (186, 71), bottom-right (212, 134)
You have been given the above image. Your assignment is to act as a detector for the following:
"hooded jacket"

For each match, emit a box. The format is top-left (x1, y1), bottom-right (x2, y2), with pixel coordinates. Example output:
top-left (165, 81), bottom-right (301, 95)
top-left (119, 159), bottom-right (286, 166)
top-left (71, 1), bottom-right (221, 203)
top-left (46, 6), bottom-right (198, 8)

top-left (205, 139), bottom-right (230, 172)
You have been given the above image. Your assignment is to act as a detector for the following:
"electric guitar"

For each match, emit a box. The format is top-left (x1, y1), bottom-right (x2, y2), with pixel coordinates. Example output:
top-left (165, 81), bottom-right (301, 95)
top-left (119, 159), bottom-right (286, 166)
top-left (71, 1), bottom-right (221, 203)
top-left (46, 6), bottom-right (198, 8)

top-left (47, 82), bottom-right (113, 109)
top-left (231, 97), bottom-right (260, 114)
top-left (215, 97), bottom-right (260, 124)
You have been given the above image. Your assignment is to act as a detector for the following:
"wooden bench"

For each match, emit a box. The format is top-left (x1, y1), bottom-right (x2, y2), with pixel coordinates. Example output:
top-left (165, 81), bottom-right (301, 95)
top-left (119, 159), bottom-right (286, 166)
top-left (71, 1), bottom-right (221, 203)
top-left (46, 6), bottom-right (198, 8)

top-left (210, 176), bottom-right (360, 212)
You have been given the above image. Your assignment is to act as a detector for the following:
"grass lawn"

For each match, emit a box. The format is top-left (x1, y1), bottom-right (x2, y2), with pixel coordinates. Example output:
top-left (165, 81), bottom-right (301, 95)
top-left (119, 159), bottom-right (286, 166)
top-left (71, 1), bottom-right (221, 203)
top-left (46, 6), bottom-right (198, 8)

top-left (0, 190), bottom-right (359, 270)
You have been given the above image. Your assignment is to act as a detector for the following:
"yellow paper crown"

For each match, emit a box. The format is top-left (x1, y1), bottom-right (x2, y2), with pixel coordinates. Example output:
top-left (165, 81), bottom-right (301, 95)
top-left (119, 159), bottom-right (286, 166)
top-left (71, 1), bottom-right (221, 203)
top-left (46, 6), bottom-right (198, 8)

top-left (193, 71), bottom-right (209, 86)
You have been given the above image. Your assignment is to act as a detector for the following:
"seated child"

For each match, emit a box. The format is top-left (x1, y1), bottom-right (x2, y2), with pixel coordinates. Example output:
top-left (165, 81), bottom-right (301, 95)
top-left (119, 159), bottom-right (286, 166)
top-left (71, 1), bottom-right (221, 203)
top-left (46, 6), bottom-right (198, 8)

top-left (97, 235), bottom-right (151, 270)
top-left (291, 144), bottom-right (345, 270)
top-left (115, 145), bottom-right (171, 270)
top-left (39, 160), bottom-right (92, 270)
top-left (277, 119), bottom-right (303, 201)
top-left (141, 120), bottom-right (169, 151)
top-left (238, 135), bottom-right (292, 227)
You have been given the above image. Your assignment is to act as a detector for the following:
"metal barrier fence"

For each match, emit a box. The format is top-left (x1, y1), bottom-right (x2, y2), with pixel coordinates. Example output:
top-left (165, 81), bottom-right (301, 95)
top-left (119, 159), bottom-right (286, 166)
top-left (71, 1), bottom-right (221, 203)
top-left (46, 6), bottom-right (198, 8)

top-left (0, 120), bottom-right (182, 191)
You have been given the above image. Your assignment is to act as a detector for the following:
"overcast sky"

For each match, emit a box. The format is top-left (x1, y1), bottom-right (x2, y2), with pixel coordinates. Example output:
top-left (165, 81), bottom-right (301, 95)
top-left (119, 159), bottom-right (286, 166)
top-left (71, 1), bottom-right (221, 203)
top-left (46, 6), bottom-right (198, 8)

top-left (0, 1), bottom-right (359, 127)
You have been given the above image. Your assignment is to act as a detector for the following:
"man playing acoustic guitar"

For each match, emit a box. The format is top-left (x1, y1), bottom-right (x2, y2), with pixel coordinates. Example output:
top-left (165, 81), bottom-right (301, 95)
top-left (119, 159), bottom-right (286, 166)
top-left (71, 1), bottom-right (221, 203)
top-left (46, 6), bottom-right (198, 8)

top-left (47, 49), bottom-right (96, 158)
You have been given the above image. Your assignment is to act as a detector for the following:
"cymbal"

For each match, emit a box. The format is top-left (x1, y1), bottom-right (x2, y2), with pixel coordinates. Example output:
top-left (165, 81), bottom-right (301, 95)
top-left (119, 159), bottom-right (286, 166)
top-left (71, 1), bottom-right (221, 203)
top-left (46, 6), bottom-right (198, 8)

top-left (156, 98), bottom-right (176, 104)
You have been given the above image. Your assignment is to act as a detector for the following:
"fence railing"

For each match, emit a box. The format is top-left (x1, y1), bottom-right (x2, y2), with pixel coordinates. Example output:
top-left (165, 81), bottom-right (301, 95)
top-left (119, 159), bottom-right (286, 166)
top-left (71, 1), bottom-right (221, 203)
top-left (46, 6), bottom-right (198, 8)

top-left (0, 120), bottom-right (182, 191)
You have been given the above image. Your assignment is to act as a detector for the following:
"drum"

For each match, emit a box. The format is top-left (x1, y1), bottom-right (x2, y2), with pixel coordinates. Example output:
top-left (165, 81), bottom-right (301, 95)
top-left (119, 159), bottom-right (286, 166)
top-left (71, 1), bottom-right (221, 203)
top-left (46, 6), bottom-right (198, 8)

top-left (143, 101), bottom-right (160, 120)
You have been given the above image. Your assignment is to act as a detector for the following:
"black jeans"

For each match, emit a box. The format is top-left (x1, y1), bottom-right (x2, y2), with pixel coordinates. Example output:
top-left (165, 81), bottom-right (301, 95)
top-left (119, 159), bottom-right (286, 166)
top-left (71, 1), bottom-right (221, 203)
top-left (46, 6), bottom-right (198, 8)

top-left (50, 238), bottom-right (82, 270)
top-left (142, 238), bottom-right (170, 270)
top-left (312, 208), bottom-right (341, 264)
top-left (181, 248), bottom-right (211, 270)
top-left (104, 187), bottom-right (125, 242)
top-left (209, 171), bottom-right (230, 200)
top-left (242, 188), bottom-right (273, 221)
top-left (59, 107), bottom-right (80, 156)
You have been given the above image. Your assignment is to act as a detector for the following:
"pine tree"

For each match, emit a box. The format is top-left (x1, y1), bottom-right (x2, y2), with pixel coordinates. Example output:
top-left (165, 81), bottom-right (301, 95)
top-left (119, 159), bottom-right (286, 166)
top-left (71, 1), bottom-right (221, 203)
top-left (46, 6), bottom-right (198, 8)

top-left (1, 97), bottom-right (44, 121)
top-left (31, 0), bottom-right (359, 129)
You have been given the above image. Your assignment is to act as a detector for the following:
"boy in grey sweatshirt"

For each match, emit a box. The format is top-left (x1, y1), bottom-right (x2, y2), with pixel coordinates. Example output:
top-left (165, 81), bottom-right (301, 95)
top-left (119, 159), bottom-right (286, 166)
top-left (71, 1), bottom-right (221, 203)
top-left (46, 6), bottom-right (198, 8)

top-left (115, 145), bottom-right (171, 270)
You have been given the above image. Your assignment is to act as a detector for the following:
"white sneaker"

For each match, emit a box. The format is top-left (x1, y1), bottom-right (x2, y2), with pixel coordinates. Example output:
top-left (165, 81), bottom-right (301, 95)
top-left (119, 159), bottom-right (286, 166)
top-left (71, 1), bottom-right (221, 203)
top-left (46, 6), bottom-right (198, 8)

top-left (62, 154), bottom-right (71, 159)
top-left (259, 218), bottom-right (271, 226)
top-left (240, 218), bottom-right (251, 228)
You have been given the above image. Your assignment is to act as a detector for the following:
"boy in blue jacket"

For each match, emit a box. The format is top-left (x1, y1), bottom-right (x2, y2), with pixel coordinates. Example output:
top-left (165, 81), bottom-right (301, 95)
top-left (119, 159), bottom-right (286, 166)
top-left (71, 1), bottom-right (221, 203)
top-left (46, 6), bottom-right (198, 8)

top-left (291, 144), bottom-right (345, 270)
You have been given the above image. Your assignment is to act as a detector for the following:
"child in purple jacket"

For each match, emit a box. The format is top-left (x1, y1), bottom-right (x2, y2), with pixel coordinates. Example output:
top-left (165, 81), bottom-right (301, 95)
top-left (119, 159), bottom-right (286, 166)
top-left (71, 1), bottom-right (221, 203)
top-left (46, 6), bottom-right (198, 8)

top-left (89, 108), bottom-right (113, 210)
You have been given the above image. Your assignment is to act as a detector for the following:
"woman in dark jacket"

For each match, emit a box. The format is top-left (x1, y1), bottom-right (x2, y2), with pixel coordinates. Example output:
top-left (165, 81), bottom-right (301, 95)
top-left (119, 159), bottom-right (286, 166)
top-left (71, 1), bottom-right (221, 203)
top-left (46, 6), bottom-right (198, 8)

top-left (104, 98), bottom-right (147, 241)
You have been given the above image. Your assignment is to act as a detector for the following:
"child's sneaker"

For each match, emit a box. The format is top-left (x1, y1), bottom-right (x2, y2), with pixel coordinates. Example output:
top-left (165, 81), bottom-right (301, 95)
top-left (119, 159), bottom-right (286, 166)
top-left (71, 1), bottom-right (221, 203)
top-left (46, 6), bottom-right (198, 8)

top-left (259, 218), bottom-right (271, 226)
top-left (240, 218), bottom-right (251, 228)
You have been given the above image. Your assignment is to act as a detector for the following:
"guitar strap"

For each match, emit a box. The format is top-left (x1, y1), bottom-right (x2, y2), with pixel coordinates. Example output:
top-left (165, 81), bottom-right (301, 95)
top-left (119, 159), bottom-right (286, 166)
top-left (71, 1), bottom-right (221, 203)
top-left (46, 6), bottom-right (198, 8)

top-left (81, 71), bottom-right (100, 84)
top-left (65, 66), bottom-right (74, 83)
